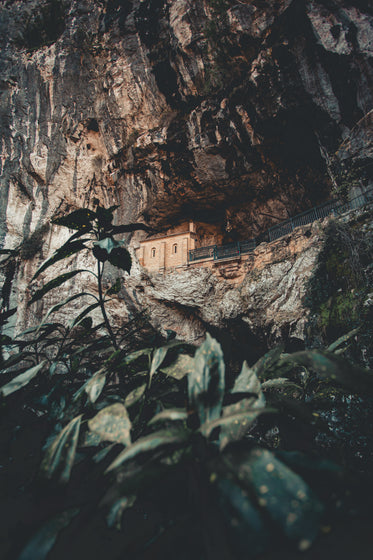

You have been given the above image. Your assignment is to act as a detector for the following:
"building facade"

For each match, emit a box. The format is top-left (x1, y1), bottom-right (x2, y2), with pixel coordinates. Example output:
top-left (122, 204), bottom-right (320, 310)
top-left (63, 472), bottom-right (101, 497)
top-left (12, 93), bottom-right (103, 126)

top-left (137, 221), bottom-right (197, 272)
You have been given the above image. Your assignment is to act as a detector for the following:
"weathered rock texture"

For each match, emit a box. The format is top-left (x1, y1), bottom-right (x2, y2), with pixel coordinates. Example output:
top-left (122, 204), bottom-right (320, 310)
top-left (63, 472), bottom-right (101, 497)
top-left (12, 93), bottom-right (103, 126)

top-left (0, 0), bottom-right (372, 337)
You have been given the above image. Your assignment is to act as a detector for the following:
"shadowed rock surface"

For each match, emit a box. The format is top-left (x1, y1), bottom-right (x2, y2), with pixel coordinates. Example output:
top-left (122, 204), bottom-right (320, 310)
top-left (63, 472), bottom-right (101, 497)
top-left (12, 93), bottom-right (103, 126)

top-left (0, 0), bottom-right (372, 338)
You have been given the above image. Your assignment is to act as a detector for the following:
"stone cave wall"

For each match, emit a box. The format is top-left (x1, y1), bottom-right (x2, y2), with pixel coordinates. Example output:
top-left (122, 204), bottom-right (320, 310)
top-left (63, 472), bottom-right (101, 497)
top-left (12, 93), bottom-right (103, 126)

top-left (0, 0), bottom-right (372, 338)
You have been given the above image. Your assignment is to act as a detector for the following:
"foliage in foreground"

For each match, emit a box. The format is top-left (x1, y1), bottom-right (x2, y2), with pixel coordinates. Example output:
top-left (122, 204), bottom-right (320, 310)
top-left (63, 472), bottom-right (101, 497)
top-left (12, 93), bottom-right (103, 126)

top-left (1, 323), bottom-right (373, 559)
top-left (1, 205), bottom-right (373, 559)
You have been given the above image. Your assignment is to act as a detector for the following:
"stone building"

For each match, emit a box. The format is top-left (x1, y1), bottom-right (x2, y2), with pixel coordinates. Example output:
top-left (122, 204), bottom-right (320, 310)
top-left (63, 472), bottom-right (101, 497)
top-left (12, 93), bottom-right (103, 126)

top-left (137, 221), bottom-right (197, 272)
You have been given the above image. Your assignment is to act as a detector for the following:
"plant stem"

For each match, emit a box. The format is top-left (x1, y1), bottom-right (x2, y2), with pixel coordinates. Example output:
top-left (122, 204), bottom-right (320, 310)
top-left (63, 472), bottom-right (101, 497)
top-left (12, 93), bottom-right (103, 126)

top-left (97, 261), bottom-right (118, 350)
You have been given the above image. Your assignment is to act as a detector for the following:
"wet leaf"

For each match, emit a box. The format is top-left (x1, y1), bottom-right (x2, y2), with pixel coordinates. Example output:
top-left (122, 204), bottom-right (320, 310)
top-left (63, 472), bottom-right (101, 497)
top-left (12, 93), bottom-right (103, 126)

top-left (219, 361), bottom-right (265, 447)
top-left (106, 427), bottom-right (189, 472)
top-left (238, 448), bottom-right (324, 547)
top-left (74, 371), bottom-right (107, 403)
top-left (18, 508), bottom-right (79, 560)
top-left (88, 403), bottom-right (131, 446)
top-left (41, 415), bottom-right (82, 483)
top-left (148, 408), bottom-right (188, 425)
top-left (0, 361), bottom-right (46, 397)
top-left (28, 270), bottom-right (87, 305)
top-left (32, 240), bottom-right (88, 281)
top-left (122, 347), bottom-right (152, 365)
top-left (53, 208), bottom-right (96, 230)
top-left (202, 408), bottom-right (272, 442)
top-left (107, 496), bottom-right (136, 530)
top-left (124, 384), bottom-right (146, 407)
top-left (149, 346), bottom-right (168, 386)
top-left (188, 333), bottom-right (225, 425)
top-left (160, 353), bottom-right (194, 380)
top-left (217, 478), bottom-right (268, 556)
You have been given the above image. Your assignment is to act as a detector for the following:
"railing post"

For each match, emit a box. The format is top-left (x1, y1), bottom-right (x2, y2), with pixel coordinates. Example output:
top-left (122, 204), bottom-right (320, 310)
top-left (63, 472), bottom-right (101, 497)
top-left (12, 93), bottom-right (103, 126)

top-left (237, 242), bottom-right (241, 256)
top-left (213, 245), bottom-right (217, 260)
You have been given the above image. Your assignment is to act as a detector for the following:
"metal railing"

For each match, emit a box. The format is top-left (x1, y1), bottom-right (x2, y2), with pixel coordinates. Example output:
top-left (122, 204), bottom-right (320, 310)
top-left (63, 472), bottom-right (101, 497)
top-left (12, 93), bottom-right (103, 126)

top-left (189, 188), bottom-right (373, 263)
top-left (188, 244), bottom-right (216, 262)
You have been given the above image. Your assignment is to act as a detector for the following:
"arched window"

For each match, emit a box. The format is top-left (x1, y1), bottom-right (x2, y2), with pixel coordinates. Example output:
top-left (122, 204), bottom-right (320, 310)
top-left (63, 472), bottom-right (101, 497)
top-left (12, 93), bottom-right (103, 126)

top-left (151, 247), bottom-right (156, 258)
top-left (172, 244), bottom-right (178, 254)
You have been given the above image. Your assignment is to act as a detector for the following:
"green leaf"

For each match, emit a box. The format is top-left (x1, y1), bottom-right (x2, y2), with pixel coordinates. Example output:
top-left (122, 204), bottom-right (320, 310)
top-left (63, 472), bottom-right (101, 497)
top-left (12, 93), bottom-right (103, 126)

top-left (216, 478), bottom-right (268, 556)
top-left (327, 327), bottom-right (360, 353)
top-left (280, 350), bottom-right (373, 394)
top-left (41, 416), bottom-right (82, 483)
top-left (53, 208), bottom-right (97, 230)
top-left (148, 408), bottom-right (188, 425)
top-left (107, 496), bottom-right (136, 530)
top-left (188, 333), bottom-right (225, 426)
top-left (88, 403), bottom-right (131, 446)
top-left (108, 247), bottom-right (132, 272)
top-left (201, 408), bottom-right (272, 440)
top-left (73, 371), bottom-right (106, 403)
top-left (106, 427), bottom-right (189, 472)
top-left (32, 240), bottom-right (88, 281)
top-left (28, 270), bottom-right (87, 306)
top-left (92, 443), bottom-right (116, 463)
top-left (124, 384), bottom-right (146, 407)
top-left (160, 353), bottom-right (194, 380)
top-left (18, 508), bottom-right (79, 560)
top-left (149, 346), bottom-right (169, 386)
top-left (0, 361), bottom-right (46, 397)
top-left (237, 448), bottom-right (324, 548)
top-left (122, 348), bottom-right (152, 365)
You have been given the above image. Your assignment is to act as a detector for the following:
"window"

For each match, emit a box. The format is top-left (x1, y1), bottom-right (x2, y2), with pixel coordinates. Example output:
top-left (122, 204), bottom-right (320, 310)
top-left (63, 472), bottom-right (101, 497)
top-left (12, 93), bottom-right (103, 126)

top-left (172, 244), bottom-right (178, 254)
top-left (151, 248), bottom-right (156, 258)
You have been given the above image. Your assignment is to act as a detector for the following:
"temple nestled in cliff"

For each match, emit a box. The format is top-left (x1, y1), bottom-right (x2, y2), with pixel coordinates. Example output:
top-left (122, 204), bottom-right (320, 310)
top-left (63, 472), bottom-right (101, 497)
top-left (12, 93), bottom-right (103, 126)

top-left (137, 221), bottom-right (198, 272)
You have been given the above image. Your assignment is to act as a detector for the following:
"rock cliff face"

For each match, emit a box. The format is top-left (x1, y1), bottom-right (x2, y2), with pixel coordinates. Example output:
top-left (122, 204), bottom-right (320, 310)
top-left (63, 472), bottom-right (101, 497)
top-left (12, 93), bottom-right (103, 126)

top-left (0, 0), bottom-right (372, 340)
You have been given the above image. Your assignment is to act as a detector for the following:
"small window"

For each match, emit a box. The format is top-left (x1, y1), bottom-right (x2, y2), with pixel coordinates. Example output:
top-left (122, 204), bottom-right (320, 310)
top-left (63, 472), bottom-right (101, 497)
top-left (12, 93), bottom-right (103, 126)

top-left (151, 248), bottom-right (156, 258)
top-left (172, 244), bottom-right (178, 254)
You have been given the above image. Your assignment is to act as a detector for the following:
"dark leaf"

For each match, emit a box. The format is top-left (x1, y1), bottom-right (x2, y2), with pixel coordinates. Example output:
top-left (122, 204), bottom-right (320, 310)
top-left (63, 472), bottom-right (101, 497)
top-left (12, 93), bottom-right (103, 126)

top-left (0, 361), bottom-right (46, 397)
top-left (216, 478), bottom-right (268, 556)
top-left (280, 350), bottom-right (373, 394)
top-left (69, 302), bottom-right (100, 328)
top-left (109, 223), bottom-right (151, 235)
top-left (32, 240), bottom-right (88, 281)
top-left (108, 247), bottom-right (132, 272)
top-left (237, 448), bottom-right (324, 548)
top-left (188, 333), bottom-right (225, 426)
top-left (53, 208), bottom-right (97, 230)
top-left (0, 307), bottom-right (17, 324)
top-left (41, 415), bottom-right (82, 483)
top-left (106, 427), bottom-right (189, 472)
top-left (18, 508), bottom-right (79, 560)
top-left (107, 496), bottom-right (136, 530)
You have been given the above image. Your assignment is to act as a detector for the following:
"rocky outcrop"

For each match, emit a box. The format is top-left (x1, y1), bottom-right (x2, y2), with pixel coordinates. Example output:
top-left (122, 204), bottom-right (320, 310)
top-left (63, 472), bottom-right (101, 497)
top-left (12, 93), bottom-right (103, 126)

top-left (0, 1), bottom-right (372, 337)
top-left (126, 218), bottom-right (324, 347)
